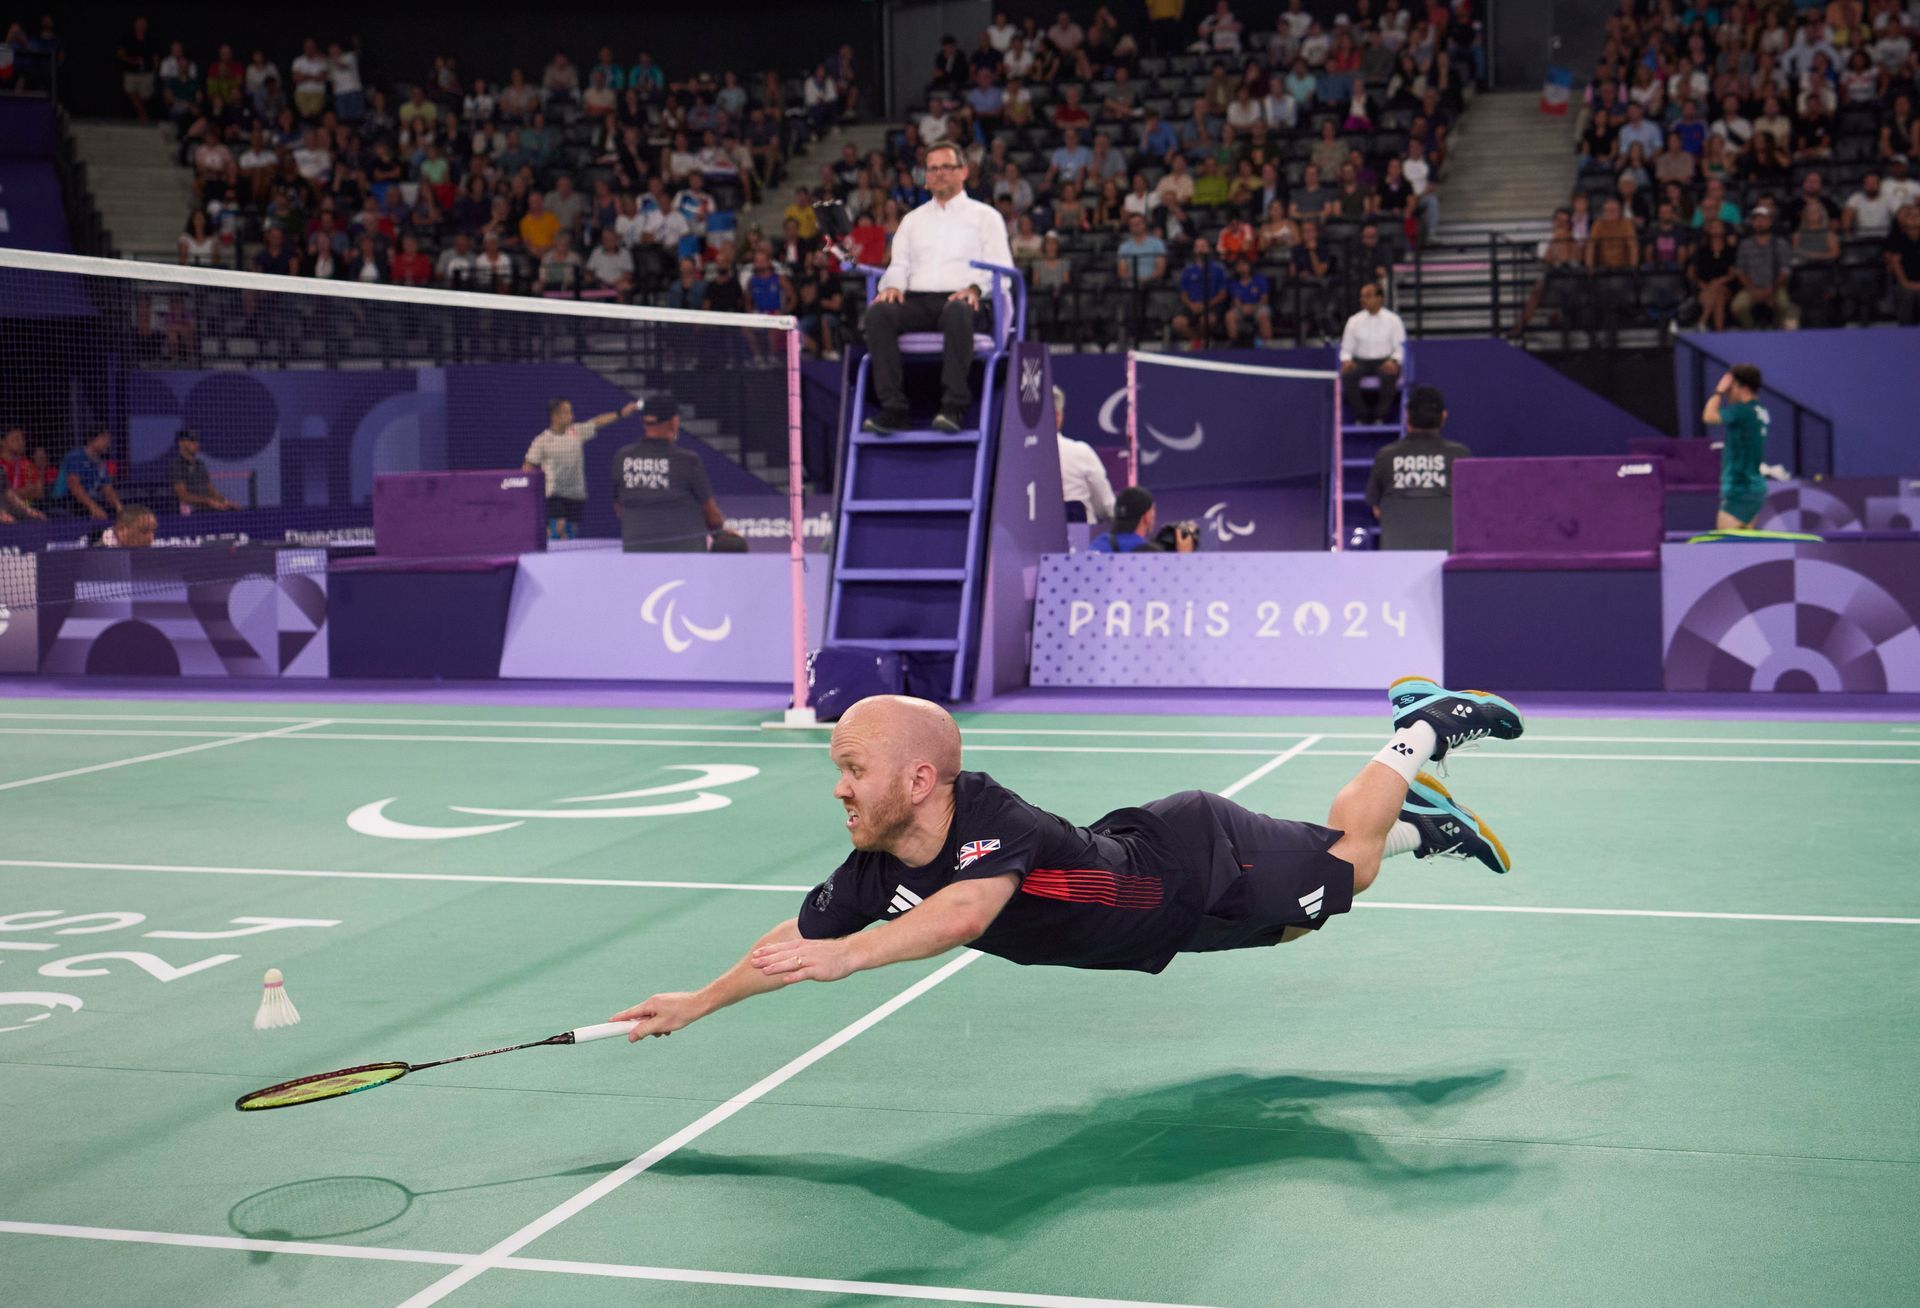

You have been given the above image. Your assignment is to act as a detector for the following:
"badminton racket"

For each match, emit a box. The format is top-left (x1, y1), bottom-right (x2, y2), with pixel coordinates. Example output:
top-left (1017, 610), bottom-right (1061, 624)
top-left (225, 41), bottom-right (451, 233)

top-left (234, 1021), bottom-right (636, 1112)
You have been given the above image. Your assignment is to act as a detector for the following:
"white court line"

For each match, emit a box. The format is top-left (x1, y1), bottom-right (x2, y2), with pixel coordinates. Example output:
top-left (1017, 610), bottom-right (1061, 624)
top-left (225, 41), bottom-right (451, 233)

top-left (1217, 734), bottom-right (1323, 797)
top-left (0, 720), bottom-right (329, 793)
top-left (1305, 749), bottom-right (1920, 766)
top-left (4, 860), bottom-right (1915, 926)
top-left (0, 1221), bottom-right (1214, 1308)
top-left (0, 858), bottom-right (811, 893)
top-left (397, 950), bottom-right (986, 1307)
top-left (0, 728), bottom-right (243, 739)
top-left (16, 728), bottom-right (1901, 765)
top-left (1357, 902), bottom-right (1920, 926)
top-left (2, 712), bottom-right (1916, 749)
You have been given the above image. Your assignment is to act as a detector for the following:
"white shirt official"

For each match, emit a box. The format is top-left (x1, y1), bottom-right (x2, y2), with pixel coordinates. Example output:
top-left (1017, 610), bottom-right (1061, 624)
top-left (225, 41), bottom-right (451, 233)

top-left (1059, 435), bottom-right (1116, 525)
top-left (876, 191), bottom-right (1016, 298)
top-left (1340, 306), bottom-right (1407, 365)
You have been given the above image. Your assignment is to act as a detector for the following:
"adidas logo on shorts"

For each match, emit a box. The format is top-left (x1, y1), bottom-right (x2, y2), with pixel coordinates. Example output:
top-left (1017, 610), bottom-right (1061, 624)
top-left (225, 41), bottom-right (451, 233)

top-left (1298, 885), bottom-right (1325, 919)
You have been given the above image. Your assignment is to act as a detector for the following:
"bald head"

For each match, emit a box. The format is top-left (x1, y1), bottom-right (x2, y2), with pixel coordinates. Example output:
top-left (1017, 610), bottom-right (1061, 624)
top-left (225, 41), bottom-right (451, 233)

top-left (832, 695), bottom-right (962, 781)
top-left (829, 696), bottom-right (963, 858)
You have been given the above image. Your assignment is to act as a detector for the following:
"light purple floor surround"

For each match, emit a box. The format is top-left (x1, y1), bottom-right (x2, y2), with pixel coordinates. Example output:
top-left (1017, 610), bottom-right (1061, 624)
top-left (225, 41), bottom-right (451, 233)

top-left (4, 677), bottom-right (1917, 722)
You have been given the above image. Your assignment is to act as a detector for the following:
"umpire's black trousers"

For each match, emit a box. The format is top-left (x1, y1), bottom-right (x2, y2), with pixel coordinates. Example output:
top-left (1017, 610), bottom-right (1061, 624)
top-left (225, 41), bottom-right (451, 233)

top-left (864, 291), bottom-right (985, 419)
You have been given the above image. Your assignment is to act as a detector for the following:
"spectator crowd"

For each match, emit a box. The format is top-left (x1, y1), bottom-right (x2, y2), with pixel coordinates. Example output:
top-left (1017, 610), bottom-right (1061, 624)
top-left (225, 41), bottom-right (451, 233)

top-left (112, 3), bottom-right (1483, 355)
top-left (113, 16), bottom-right (863, 356)
top-left (1519, 0), bottom-right (1920, 338)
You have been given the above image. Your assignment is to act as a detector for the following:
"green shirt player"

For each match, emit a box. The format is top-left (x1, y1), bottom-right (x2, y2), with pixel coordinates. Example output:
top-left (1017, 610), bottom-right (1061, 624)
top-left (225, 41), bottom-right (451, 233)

top-left (1701, 363), bottom-right (1769, 530)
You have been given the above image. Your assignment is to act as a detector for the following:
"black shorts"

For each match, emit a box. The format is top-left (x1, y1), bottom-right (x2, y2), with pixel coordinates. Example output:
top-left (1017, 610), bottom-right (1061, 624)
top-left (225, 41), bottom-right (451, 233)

top-left (545, 495), bottom-right (585, 523)
top-left (1144, 790), bottom-right (1355, 953)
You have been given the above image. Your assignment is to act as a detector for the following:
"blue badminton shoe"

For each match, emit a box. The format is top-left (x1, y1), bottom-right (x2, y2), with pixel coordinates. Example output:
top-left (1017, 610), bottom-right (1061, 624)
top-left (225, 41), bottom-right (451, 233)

top-left (1388, 675), bottom-right (1525, 760)
top-left (1404, 773), bottom-right (1512, 875)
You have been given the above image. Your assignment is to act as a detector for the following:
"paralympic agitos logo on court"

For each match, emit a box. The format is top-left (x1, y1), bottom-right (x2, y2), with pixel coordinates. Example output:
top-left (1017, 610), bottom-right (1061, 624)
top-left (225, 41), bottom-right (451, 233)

top-left (346, 764), bottom-right (760, 840)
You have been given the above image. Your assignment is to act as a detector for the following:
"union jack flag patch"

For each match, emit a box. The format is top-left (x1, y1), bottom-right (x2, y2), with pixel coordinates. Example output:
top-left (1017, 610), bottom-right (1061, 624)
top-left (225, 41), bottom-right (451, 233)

top-left (957, 839), bottom-right (1002, 869)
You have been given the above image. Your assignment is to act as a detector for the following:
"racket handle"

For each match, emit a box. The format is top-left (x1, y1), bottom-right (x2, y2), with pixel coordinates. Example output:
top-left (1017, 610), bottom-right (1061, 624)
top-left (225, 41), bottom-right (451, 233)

top-left (569, 1021), bottom-right (638, 1044)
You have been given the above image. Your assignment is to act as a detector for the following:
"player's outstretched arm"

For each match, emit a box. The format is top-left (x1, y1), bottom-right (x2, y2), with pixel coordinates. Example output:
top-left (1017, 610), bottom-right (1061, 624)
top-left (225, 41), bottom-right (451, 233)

top-left (750, 874), bottom-right (1016, 985)
top-left (587, 400), bottom-right (641, 431)
top-left (612, 916), bottom-right (801, 1041)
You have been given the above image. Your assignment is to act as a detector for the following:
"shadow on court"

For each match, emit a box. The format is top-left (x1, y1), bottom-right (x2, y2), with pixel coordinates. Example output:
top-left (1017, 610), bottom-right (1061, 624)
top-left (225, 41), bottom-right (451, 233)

top-left (226, 1159), bottom-right (625, 1254)
top-left (655, 1068), bottom-right (1525, 1237)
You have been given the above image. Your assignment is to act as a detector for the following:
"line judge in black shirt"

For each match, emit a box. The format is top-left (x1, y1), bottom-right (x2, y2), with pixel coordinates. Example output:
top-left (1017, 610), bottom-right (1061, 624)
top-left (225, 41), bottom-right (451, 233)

top-left (612, 688), bottom-right (1526, 1039)
top-left (612, 395), bottom-right (724, 552)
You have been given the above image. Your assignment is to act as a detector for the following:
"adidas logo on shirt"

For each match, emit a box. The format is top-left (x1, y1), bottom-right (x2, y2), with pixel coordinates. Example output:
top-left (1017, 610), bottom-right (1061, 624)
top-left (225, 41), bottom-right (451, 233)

top-left (887, 885), bottom-right (923, 916)
top-left (1298, 885), bottom-right (1325, 919)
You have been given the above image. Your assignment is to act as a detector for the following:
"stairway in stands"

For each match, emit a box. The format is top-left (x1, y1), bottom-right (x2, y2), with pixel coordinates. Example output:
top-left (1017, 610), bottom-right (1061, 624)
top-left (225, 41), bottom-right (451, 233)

top-left (1386, 88), bottom-right (1574, 337)
top-left (67, 120), bottom-right (196, 262)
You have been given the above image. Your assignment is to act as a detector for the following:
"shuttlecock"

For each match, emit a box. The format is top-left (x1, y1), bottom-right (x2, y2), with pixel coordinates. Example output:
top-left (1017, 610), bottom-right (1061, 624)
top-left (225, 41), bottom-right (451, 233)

top-left (254, 968), bottom-right (301, 1031)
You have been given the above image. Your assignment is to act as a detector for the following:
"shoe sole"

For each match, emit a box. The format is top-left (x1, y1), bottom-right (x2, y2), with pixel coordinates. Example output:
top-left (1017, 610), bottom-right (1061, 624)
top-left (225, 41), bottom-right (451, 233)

top-left (1389, 673), bottom-right (1525, 736)
top-left (1412, 771), bottom-right (1513, 874)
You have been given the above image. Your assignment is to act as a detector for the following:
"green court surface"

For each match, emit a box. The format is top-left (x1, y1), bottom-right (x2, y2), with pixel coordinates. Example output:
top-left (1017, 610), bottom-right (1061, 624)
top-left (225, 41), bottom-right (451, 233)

top-left (2, 696), bottom-right (1916, 1307)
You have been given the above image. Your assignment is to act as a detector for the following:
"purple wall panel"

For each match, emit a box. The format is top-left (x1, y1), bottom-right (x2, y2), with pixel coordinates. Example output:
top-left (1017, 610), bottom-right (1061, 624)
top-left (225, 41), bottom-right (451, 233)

top-left (1676, 328), bottom-right (1920, 477)
top-left (1031, 551), bottom-right (1445, 689)
top-left (1662, 541), bottom-right (1920, 692)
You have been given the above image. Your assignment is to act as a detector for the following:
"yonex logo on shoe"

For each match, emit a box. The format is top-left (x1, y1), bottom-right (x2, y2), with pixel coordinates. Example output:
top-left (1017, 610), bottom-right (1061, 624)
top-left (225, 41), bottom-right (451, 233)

top-left (1452, 704), bottom-right (1475, 717)
top-left (887, 885), bottom-right (924, 916)
top-left (1440, 821), bottom-right (1461, 836)
top-left (1298, 886), bottom-right (1325, 919)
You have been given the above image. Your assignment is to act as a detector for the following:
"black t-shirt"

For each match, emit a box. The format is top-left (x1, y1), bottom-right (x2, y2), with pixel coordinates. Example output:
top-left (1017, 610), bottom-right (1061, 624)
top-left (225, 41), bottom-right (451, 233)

top-left (798, 771), bottom-right (1206, 974)
top-left (1885, 229), bottom-right (1920, 283)
top-left (613, 438), bottom-right (712, 552)
top-left (704, 271), bottom-right (746, 313)
top-left (1366, 432), bottom-right (1472, 507)
top-left (168, 451), bottom-right (212, 499)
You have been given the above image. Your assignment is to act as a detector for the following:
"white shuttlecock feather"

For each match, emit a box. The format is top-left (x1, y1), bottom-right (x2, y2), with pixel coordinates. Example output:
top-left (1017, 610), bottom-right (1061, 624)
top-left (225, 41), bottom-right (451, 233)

top-left (254, 968), bottom-right (301, 1030)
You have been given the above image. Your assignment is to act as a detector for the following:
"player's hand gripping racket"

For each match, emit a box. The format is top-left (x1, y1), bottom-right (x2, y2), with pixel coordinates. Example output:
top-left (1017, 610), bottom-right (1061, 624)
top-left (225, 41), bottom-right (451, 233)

top-left (234, 1021), bottom-right (636, 1112)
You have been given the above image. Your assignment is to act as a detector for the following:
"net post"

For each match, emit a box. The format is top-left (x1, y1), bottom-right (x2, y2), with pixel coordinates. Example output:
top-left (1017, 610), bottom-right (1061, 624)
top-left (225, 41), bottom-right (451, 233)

top-left (1331, 353), bottom-right (1345, 552)
top-left (782, 324), bottom-right (815, 727)
top-left (1125, 350), bottom-right (1139, 488)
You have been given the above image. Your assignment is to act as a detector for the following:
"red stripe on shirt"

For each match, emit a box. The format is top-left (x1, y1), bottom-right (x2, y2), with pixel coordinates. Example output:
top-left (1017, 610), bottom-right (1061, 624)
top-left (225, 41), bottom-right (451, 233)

top-left (1022, 868), bottom-right (1163, 910)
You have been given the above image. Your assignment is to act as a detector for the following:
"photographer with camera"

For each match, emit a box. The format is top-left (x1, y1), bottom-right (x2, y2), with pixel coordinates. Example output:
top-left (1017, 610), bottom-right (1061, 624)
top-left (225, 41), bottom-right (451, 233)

top-left (1089, 485), bottom-right (1197, 554)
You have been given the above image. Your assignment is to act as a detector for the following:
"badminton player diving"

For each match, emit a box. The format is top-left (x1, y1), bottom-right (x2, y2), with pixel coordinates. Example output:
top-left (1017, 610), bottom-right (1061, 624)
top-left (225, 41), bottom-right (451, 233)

top-left (612, 684), bottom-right (1524, 1038)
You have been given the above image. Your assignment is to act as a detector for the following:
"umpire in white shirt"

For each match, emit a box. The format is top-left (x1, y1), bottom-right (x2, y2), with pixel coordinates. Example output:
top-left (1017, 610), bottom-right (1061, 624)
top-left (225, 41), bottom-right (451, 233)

top-left (862, 141), bottom-right (1016, 434)
top-left (1054, 384), bottom-right (1115, 525)
top-left (1338, 281), bottom-right (1408, 425)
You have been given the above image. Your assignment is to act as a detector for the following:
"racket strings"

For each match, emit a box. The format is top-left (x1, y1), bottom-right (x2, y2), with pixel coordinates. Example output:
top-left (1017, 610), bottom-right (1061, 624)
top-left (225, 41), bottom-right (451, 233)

top-left (235, 1062), bottom-right (408, 1111)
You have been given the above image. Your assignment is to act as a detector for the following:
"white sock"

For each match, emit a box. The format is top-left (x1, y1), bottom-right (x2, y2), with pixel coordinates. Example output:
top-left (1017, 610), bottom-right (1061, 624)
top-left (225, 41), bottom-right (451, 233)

top-left (1384, 821), bottom-right (1421, 858)
top-left (1371, 723), bottom-right (1438, 784)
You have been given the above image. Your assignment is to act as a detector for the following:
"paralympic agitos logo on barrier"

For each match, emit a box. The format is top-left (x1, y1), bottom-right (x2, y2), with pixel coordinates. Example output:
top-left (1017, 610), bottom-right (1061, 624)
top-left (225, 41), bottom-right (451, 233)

top-left (641, 579), bottom-right (732, 653)
top-left (1097, 388), bottom-right (1203, 465)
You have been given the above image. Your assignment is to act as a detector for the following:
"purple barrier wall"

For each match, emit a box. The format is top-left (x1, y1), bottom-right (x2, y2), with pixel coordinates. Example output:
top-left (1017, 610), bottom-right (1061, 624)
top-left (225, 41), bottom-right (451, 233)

top-left (1754, 478), bottom-right (1920, 534)
top-left (0, 161), bottom-right (69, 253)
top-left (1676, 328), bottom-right (1920, 478)
top-left (1450, 455), bottom-right (1665, 568)
top-left (1662, 541), bottom-right (1920, 692)
top-left (328, 561), bottom-right (515, 679)
top-left (1445, 568), bottom-right (1665, 691)
top-left (17, 548), bottom-right (328, 678)
top-left (1030, 551), bottom-right (1445, 690)
top-left (372, 470), bottom-right (544, 558)
top-left (1409, 339), bottom-right (1662, 458)
top-left (498, 551), bottom-right (827, 682)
